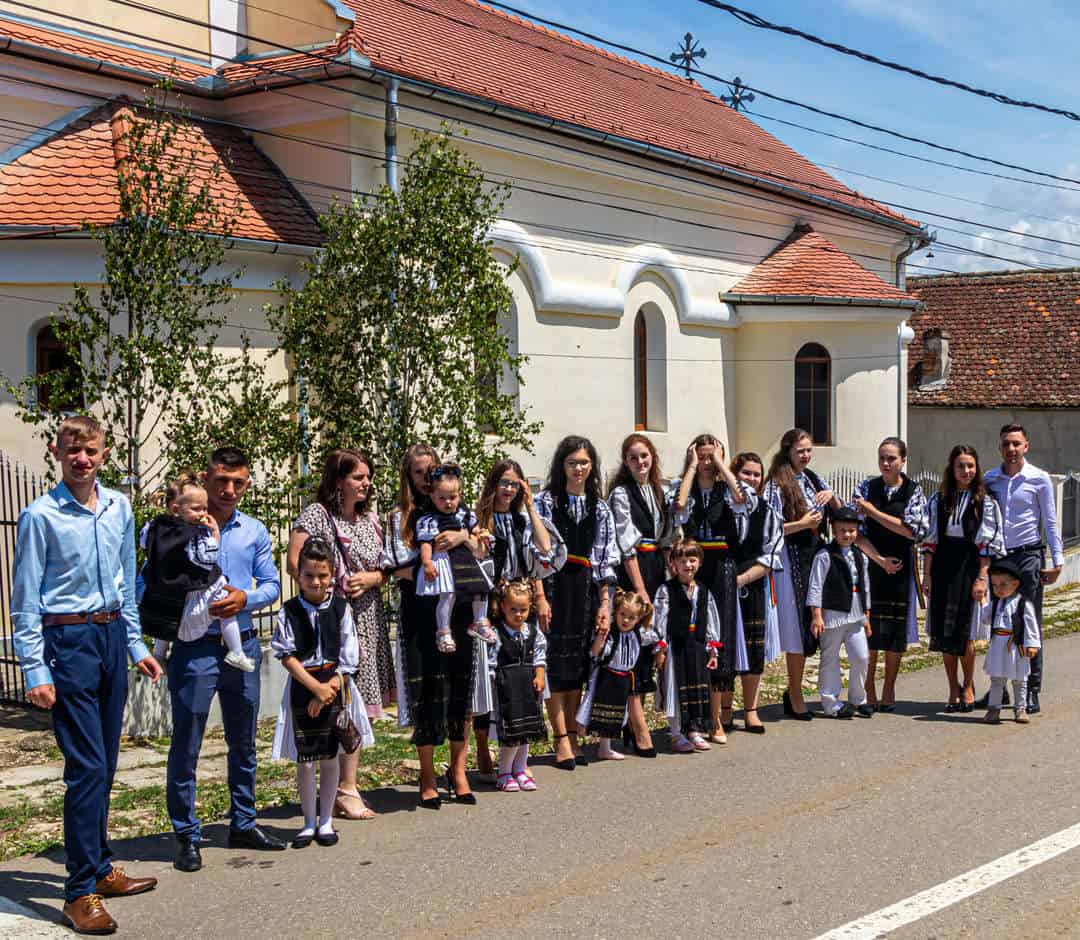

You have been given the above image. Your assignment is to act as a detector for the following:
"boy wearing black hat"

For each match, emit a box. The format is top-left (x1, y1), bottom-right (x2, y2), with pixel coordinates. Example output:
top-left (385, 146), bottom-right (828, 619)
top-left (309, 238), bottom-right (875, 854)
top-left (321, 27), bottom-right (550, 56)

top-left (977, 558), bottom-right (1041, 724)
top-left (807, 507), bottom-right (873, 719)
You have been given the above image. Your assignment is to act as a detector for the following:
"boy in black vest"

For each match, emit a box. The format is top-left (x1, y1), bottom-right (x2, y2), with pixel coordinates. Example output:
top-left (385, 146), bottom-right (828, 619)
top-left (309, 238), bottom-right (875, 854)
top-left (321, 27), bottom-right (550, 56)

top-left (977, 558), bottom-right (1040, 725)
top-left (807, 507), bottom-right (873, 719)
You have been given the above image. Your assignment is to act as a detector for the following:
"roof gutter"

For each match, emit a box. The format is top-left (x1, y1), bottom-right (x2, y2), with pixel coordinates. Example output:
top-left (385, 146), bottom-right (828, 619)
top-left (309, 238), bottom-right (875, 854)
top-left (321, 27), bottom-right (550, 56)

top-left (722, 292), bottom-right (922, 309)
top-left (0, 226), bottom-right (320, 255)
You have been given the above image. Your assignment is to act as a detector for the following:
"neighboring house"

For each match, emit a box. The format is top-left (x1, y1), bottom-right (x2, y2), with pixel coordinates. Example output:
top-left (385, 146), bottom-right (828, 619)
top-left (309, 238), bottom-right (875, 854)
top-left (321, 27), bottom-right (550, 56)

top-left (907, 269), bottom-right (1080, 475)
top-left (0, 0), bottom-right (931, 477)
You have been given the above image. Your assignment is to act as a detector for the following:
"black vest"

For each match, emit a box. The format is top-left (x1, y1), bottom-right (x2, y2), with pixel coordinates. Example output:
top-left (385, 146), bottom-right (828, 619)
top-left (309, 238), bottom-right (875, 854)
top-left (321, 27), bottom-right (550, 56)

top-left (818, 543), bottom-right (867, 613)
top-left (990, 595), bottom-right (1028, 650)
top-left (495, 620), bottom-right (537, 668)
top-left (732, 500), bottom-right (769, 572)
top-left (552, 493), bottom-right (598, 557)
top-left (786, 468), bottom-right (831, 546)
top-left (663, 576), bottom-right (710, 645)
top-left (865, 475), bottom-right (917, 559)
top-left (935, 491), bottom-right (982, 543)
top-left (623, 483), bottom-right (660, 541)
top-left (687, 480), bottom-right (739, 543)
top-left (433, 507), bottom-right (473, 534)
top-left (283, 596), bottom-right (347, 663)
top-left (141, 514), bottom-right (222, 594)
top-left (492, 511), bottom-right (528, 582)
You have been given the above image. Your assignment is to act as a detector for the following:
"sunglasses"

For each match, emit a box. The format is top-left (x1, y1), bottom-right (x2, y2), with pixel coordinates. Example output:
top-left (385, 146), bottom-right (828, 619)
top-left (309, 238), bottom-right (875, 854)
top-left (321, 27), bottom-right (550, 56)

top-left (497, 478), bottom-right (521, 489)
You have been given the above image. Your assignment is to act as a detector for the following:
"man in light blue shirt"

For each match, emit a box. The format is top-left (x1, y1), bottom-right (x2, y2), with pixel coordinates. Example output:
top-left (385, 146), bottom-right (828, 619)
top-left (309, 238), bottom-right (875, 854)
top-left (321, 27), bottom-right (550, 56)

top-left (11, 415), bottom-right (162, 934)
top-left (165, 446), bottom-right (283, 872)
top-left (983, 423), bottom-right (1064, 714)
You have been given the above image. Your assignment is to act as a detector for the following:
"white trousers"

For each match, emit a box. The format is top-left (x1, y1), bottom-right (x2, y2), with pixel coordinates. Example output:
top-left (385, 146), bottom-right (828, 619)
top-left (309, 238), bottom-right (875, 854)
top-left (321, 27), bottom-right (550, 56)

top-left (818, 621), bottom-right (869, 714)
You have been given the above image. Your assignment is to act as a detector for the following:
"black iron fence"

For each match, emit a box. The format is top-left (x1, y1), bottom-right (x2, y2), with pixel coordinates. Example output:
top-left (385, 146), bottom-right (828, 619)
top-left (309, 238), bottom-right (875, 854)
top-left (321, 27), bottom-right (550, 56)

top-left (1062, 474), bottom-right (1080, 547)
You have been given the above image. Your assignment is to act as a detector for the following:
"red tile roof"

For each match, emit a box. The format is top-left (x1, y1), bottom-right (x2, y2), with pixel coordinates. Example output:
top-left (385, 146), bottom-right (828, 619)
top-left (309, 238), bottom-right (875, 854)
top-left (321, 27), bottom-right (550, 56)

top-left (0, 99), bottom-right (322, 246)
top-left (725, 224), bottom-right (917, 305)
top-left (908, 269), bottom-right (1080, 408)
top-left (0, 3), bottom-right (920, 232)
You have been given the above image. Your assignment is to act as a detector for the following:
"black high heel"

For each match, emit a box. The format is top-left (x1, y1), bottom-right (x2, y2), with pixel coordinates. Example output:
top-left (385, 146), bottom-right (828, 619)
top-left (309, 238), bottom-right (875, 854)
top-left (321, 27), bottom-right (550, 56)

top-left (444, 772), bottom-right (477, 805)
top-left (742, 708), bottom-right (766, 735)
top-left (418, 783), bottom-right (441, 810)
top-left (552, 732), bottom-right (576, 770)
top-left (782, 689), bottom-right (813, 721)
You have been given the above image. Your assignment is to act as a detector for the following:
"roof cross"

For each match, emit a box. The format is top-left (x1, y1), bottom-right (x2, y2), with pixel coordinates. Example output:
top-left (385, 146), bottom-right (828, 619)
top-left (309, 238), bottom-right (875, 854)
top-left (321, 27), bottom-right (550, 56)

top-left (669, 33), bottom-right (706, 78)
top-left (721, 76), bottom-right (756, 111)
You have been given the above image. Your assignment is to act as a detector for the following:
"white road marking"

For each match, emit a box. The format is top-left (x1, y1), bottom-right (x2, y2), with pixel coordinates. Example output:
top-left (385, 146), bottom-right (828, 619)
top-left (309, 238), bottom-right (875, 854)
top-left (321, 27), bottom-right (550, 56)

top-left (812, 820), bottom-right (1080, 939)
top-left (0, 897), bottom-right (68, 939)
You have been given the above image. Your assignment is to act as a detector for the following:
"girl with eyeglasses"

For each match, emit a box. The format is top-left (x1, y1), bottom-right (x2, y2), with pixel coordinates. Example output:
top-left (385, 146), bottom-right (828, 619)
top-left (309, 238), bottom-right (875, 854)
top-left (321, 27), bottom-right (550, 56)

top-left (534, 436), bottom-right (618, 770)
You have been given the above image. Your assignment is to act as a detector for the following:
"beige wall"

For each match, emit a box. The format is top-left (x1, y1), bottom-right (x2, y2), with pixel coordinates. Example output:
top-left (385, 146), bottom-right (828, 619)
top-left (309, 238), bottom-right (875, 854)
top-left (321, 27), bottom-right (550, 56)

top-left (908, 406), bottom-right (1080, 476)
top-left (244, 0), bottom-right (343, 56)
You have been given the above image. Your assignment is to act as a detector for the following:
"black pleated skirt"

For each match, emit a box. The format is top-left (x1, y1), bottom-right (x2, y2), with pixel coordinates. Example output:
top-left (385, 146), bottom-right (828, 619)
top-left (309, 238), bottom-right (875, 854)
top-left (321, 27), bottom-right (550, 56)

top-left (545, 562), bottom-right (598, 693)
top-left (928, 537), bottom-right (978, 656)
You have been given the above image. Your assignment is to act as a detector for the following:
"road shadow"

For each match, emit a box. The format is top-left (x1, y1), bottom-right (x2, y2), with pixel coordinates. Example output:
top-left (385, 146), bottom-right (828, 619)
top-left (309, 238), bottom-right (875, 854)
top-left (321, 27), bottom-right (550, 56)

top-left (0, 867), bottom-right (65, 921)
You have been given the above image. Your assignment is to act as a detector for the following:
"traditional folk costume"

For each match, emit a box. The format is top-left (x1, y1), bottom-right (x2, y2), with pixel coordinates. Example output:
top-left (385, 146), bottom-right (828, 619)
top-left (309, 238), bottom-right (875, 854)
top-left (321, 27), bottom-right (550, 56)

top-left (576, 622), bottom-right (659, 736)
top-left (923, 490), bottom-right (1005, 656)
top-left (766, 469), bottom-right (831, 657)
top-left (731, 498), bottom-right (784, 674)
top-left (975, 588), bottom-right (1041, 713)
top-left (534, 491), bottom-right (618, 693)
top-left (414, 506), bottom-right (494, 635)
top-left (806, 540), bottom-right (872, 716)
top-left (384, 508), bottom-right (475, 745)
top-left (672, 479), bottom-right (754, 689)
top-left (609, 481), bottom-right (671, 695)
top-left (654, 578), bottom-right (722, 735)
top-left (853, 476), bottom-right (929, 653)
top-left (486, 619), bottom-right (547, 790)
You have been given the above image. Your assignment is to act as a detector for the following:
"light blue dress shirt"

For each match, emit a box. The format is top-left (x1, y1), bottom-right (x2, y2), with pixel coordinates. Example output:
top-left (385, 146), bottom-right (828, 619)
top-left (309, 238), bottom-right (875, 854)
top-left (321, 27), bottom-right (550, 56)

top-left (11, 481), bottom-right (149, 690)
top-left (208, 508), bottom-right (280, 635)
top-left (984, 462), bottom-right (1064, 566)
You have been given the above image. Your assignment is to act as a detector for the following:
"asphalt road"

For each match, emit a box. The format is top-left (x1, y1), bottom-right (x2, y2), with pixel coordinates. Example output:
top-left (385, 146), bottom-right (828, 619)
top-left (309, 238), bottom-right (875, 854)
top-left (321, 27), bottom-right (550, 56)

top-left (2, 634), bottom-right (1079, 939)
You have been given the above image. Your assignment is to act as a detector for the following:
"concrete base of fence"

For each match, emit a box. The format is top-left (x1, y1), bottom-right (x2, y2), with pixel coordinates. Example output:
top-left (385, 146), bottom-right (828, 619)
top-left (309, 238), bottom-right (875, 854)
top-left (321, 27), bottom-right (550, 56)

top-left (122, 645), bottom-right (288, 739)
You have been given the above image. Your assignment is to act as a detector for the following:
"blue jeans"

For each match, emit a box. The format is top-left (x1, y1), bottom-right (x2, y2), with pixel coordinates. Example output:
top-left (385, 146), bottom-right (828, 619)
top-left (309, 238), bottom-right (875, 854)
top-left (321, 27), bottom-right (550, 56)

top-left (166, 634), bottom-right (262, 842)
top-left (44, 618), bottom-right (128, 900)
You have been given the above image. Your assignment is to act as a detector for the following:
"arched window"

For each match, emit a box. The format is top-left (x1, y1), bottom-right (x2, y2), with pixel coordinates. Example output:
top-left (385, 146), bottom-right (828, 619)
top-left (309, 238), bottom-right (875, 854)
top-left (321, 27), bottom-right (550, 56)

top-left (634, 309), bottom-right (648, 430)
top-left (35, 323), bottom-right (83, 413)
top-left (795, 342), bottom-right (831, 445)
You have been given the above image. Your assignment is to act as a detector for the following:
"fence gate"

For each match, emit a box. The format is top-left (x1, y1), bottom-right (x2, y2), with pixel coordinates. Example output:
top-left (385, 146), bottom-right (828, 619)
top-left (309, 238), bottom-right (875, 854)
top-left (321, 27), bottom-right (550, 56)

top-left (0, 456), bottom-right (48, 707)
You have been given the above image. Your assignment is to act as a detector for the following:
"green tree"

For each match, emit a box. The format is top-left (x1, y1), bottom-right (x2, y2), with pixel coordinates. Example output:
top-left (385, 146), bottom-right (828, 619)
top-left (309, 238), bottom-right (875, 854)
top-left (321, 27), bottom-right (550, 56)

top-left (4, 91), bottom-right (300, 531)
top-left (270, 127), bottom-right (540, 500)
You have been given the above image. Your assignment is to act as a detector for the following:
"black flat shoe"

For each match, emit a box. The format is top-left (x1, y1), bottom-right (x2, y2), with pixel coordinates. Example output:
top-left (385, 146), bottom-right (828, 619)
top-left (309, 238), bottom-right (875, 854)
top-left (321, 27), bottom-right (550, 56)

top-left (554, 758), bottom-right (576, 770)
top-left (174, 839), bottom-right (202, 873)
top-left (419, 795), bottom-right (441, 810)
top-left (315, 830), bottom-right (339, 847)
top-left (856, 704), bottom-right (874, 718)
top-left (960, 700), bottom-right (975, 713)
top-left (783, 690), bottom-right (813, 720)
top-left (632, 743), bottom-right (658, 757)
top-left (877, 703), bottom-right (896, 713)
top-left (227, 825), bottom-right (286, 851)
top-left (292, 833), bottom-right (313, 849)
top-left (944, 702), bottom-right (959, 713)
top-left (743, 723), bottom-right (766, 735)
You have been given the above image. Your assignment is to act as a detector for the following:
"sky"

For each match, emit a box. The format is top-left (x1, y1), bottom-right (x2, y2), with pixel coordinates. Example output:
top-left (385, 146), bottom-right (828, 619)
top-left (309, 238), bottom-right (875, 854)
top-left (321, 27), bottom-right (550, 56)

top-left (504, 0), bottom-right (1080, 275)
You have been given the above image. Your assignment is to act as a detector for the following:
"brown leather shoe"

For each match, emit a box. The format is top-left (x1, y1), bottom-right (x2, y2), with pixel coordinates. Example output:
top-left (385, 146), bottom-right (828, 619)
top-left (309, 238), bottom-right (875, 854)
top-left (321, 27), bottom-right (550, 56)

top-left (95, 866), bottom-right (157, 897)
top-left (61, 894), bottom-right (117, 935)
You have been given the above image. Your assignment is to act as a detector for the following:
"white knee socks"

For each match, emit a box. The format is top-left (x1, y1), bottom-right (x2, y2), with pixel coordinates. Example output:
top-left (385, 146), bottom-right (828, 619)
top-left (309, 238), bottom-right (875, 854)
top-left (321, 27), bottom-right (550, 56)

top-left (297, 758), bottom-right (341, 837)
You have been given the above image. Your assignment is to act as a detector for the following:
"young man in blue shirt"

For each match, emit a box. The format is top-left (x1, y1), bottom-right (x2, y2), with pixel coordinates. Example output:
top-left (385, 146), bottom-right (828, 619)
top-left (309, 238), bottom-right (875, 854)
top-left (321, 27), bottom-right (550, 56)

top-left (12, 415), bottom-right (163, 935)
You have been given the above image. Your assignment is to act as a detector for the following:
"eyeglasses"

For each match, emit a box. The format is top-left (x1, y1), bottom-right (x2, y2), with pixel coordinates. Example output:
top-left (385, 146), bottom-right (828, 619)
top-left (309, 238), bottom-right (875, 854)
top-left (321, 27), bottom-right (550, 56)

top-left (497, 479), bottom-right (521, 489)
top-left (430, 465), bottom-right (462, 480)
top-left (566, 459), bottom-right (592, 469)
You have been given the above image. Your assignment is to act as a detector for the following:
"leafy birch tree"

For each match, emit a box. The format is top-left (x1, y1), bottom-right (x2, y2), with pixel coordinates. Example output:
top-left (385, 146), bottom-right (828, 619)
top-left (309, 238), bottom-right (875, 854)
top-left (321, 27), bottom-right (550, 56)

top-left (270, 127), bottom-right (540, 499)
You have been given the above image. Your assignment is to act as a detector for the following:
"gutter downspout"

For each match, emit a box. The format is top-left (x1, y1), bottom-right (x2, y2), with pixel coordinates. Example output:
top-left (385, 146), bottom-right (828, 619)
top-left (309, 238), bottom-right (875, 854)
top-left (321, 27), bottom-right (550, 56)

top-left (894, 234), bottom-right (927, 438)
top-left (385, 77), bottom-right (399, 194)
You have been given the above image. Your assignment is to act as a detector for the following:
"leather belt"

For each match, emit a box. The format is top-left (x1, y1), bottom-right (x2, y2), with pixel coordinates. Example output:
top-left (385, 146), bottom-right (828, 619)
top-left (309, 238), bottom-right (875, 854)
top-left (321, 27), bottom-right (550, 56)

top-left (42, 610), bottom-right (121, 627)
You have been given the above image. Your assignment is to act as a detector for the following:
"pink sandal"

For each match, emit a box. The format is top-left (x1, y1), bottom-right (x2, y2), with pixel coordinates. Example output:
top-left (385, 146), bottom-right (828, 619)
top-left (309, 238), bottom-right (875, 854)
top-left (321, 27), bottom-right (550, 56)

top-left (435, 629), bottom-right (456, 654)
top-left (515, 772), bottom-right (537, 791)
top-left (497, 773), bottom-right (520, 792)
top-left (469, 620), bottom-right (498, 645)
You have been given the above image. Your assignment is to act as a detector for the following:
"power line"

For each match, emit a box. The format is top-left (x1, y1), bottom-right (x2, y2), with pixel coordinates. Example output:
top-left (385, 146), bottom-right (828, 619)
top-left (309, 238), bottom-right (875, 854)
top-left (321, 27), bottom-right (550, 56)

top-left (697, 0), bottom-right (1080, 122)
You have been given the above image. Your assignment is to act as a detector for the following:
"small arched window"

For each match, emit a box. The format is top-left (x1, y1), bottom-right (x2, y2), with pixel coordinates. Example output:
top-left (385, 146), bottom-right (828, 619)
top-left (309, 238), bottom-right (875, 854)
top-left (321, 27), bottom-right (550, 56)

top-left (634, 309), bottom-right (648, 430)
top-left (35, 323), bottom-right (83, 413)
top-left (795, 342), bottom-right (831, 445)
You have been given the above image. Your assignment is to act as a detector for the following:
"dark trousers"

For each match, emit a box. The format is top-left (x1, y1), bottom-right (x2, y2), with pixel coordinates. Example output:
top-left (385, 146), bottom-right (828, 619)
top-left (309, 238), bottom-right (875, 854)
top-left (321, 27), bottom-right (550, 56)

top-left (43, 619), bottom-right (128, 901)
top-left (1007, 545), bottom-right (1045, 692)
top-left (166, 634), bottom-right (262, 842)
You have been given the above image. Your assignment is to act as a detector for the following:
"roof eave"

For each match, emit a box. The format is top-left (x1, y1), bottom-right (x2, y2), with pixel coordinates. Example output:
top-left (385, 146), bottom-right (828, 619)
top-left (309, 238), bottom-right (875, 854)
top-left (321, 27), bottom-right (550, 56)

top-left (0, 226), bottom-right (321, 254)
top-left (723, 291), bottom-right (921, 309)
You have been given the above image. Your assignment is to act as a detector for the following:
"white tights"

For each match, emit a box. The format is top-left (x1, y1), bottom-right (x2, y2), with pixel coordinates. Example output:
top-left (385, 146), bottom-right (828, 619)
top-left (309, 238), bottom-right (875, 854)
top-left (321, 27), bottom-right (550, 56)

top-left (989, 676), bottom-right (1027, 710)
top-left (296, 758), bottom-right (340, 837)
top-left (435, 594), bottom-right (491, 634)
top-left (498, 743), bottom-right (530, 778)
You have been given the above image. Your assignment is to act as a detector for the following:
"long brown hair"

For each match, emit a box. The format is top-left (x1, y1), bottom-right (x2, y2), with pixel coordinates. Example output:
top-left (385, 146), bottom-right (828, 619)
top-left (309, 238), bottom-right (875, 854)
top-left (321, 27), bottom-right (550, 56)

top-left (940, 444), bottom-right (986, 521)
top-left (681, 433), bottom-right (723, 476)
top-left (730, 451), bottom-right (766, 496)
top-left (608, 433), bottom-right (665, 507)
top-left (316, 448), bottom-right (375, 517)
top-left (766, 428), bottom-right (812, 522)
top-left (396, 442), bottom-right (440, 548)
top-left (475, 458), bottom-right (527, 533)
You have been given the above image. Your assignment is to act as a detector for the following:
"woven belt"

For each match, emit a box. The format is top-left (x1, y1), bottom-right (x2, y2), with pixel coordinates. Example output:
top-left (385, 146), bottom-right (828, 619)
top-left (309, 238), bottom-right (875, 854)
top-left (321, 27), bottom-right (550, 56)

top-left (41, 610), bottom-right (121, 627)
top-left (305, 661), bottom-right (337, 673)
top-left (699, 540), bottom-right (729, 551)
top-left (637, 540), bottom-right (659, 553)
top-left (992, 628), bottom-right (1014, 637)
top-left (565, 554), bottom-right (592, 567)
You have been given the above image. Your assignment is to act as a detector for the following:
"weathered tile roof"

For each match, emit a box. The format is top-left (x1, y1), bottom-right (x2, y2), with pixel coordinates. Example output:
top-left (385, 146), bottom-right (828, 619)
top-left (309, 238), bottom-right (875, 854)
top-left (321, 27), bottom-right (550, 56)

top-left (908, 269), bottom-right (1080, 408)
top-left (725, 223), bottom-right (917, 305)
top-left (0, 98), bottom-right (322, 246)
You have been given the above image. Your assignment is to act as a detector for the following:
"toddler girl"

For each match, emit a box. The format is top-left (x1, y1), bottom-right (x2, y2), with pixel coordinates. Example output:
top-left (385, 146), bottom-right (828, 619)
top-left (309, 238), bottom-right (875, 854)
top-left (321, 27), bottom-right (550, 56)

top-left (978, 558), bottom-right (1041, 724)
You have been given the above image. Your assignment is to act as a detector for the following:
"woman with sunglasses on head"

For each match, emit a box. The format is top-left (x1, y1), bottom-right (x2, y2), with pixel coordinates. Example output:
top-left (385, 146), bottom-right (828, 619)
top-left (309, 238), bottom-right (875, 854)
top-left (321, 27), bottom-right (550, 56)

top-left (383, 444), bottom-right (481, 808)
top-left (470, 460), bottom-right (564, 780)
top-left (534, 436), bottom-right (618, 770)
top-left (607, 433), bottom-right (672, 757)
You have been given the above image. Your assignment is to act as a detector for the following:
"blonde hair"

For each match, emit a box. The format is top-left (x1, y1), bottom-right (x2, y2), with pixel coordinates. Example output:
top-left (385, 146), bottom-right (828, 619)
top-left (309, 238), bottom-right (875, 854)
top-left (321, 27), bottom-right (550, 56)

top-left (612, 588), bottom-right (653, 631)
top-left (56, 415), bottom-right (103, 445)
top-left (164, 471), bottom-right (205, 509)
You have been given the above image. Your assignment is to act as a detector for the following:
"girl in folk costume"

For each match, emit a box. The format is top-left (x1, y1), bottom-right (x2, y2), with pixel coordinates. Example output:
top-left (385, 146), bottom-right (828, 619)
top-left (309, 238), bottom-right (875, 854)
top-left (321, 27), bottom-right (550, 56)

top-left (922, 445), bottom-right (1005, 711)
top-left (384, 444), bottom-right (478, 808)
top-left (271, 538), bottom-right (375, 848)
top-left (765, 428), bottom-right (841, 720)
top-left (728, 453), bottom-right (784, 734)
top-left (485, 579), bottom-right (548, 792)
top-left (414, 463), bottom-right (495, 654)
top-left (470, 460), bottom-right (563, 782)
top-left (534, 436), bottom-right (619, 770)
top-left (671, 434), bottom-right (753, 744)
top-left (654, 539), bottom-right (722, 752)
top-left (607, 433), bottom-right (671, 757)
top-left (976, 558), bottom-right (1041, 725)
top-left (576, 590), bottom-right (657, 761)
top-left (851, 438), bottom-right (930, 711)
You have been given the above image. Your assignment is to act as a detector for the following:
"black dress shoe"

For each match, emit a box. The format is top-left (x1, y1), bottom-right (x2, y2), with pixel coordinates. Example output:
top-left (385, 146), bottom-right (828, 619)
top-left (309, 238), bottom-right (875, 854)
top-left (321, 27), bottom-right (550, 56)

top-left (632, 742), bottom-right (658, 757)
top-left (292, 833), bottom-right (313, 849)
top-left (227, 826), bottom-right (287, 851)
top-left (315, 830), bottom-right (339, 847)
top-left (1027, 689), bottom-right (1041, 714)
top-left (856, 704), bottom-right (874, 718)
top-left (174, 840), bottom-right (202, 873)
